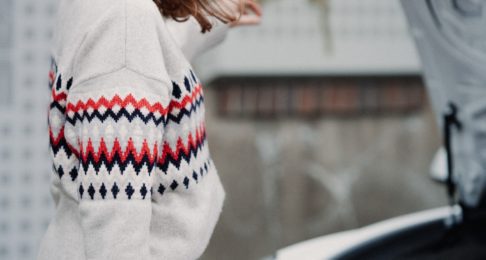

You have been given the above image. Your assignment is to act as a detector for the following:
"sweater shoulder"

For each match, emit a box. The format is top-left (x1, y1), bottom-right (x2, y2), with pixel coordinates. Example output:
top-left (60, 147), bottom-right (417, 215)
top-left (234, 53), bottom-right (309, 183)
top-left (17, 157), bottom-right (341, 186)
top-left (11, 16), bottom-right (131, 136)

top-left (72, 0), bottom-right (172, 86)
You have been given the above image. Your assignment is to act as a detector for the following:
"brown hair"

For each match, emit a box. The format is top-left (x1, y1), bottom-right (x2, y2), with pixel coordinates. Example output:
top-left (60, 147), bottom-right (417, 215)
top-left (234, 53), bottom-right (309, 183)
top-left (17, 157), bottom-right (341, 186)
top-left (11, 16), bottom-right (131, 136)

top-left (153, 0), bottom-right (241, 33)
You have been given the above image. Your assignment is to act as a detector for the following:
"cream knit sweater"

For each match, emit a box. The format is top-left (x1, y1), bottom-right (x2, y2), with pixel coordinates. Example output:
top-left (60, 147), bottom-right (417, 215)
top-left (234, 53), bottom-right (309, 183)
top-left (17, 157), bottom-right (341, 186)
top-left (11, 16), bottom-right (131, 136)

top-left (38, 0), bottom-right (228, 259)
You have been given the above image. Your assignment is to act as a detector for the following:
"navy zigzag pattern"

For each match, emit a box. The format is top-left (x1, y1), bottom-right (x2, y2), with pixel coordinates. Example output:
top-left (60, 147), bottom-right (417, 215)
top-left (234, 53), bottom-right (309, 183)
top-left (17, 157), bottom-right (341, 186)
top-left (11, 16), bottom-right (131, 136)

top-left (81, 151), bottom-right (157, 176)
top-left (157, 131), bottom-right (207, 172)
top-left (167, 94), bottom-right (204, 124)
top-left (50, 101), bottom-right (66, 114)
top-left (66, 94), bottom-right (205, 127)
top-left (50, 137), bottom-right (74, 158)
top-left (66, 108), bottom-right (165, 126)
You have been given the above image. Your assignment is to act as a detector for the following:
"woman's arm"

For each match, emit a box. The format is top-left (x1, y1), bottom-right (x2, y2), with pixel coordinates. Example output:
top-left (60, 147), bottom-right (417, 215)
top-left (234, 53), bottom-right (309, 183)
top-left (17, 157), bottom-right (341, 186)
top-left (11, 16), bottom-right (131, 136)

top-left (165, 15), bottom-right (230, 61)
top-left (164, 0), bottom-right (262, 61)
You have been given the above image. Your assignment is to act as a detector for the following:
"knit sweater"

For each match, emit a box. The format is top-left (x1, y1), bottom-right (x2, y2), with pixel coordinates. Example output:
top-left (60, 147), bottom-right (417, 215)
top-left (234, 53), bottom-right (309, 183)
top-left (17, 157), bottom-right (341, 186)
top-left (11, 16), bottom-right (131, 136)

top-left (38, 0), bottom-right (228, 259)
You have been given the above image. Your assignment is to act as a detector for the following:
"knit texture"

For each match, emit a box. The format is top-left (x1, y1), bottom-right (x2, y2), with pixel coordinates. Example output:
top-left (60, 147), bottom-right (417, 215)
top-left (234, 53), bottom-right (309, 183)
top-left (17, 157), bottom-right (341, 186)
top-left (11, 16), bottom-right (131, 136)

top-left (38, 0), bottom-right (228, 259)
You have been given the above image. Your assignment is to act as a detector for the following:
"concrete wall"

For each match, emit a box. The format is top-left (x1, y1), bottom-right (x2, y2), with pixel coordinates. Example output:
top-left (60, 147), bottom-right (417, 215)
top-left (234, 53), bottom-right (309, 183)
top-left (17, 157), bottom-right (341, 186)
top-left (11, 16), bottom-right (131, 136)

top-left (200, 85), bottom-right (447, 260)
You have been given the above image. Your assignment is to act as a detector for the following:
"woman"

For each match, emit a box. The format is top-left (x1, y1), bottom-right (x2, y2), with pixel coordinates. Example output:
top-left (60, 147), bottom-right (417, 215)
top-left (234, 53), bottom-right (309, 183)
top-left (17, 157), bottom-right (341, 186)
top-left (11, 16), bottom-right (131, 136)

top-left (39, 0), bottom-right (262, 259)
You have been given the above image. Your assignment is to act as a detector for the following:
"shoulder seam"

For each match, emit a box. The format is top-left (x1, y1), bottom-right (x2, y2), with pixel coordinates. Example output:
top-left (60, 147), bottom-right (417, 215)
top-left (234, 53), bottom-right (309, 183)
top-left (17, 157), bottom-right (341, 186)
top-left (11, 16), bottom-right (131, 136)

top-left (70, 65), bottom-right (127, 91)
top-left (72, 65), bottom-right (171, 91)
top-left (69, 66), bottom-right (171, 95)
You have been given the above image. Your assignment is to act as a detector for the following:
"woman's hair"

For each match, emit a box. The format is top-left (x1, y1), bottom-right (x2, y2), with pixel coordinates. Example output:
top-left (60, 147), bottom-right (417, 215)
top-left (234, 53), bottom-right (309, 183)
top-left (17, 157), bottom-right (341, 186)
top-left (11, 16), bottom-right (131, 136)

top-left (153, 0), bottom-right (241, 33)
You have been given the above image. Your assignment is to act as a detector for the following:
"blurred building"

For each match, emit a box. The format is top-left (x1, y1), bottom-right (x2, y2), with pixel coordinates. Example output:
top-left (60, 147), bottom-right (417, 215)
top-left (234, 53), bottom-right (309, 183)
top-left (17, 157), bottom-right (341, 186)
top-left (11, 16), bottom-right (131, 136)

top-left (0, 0), bottom-right (57, 259)
top-left (0, 0), bottom-right (448, 260)
top-left (194, 0), bottom-right (447, 259)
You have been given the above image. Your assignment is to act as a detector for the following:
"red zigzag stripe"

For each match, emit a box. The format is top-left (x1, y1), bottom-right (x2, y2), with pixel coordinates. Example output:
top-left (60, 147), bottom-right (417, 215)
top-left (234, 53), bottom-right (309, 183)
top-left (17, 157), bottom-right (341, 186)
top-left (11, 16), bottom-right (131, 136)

top-left (51, 87), bottom-right (67, 102)
top-left (168, 84), bottom-right (203, 111)
top-left (159, 123), bottom-right (206, 163)
top-left (60, 85), bottom-right (203, 116)
top-left (49, 126), bottom-right (81, 158)
top-left (66, 94), bottom-right (169, 115)
top-left (80, 137), bottom-right (159, 165)
top-left (49, 126), bottom-right (65, 146)
top-left (77, 122), bottom-right (206, 165)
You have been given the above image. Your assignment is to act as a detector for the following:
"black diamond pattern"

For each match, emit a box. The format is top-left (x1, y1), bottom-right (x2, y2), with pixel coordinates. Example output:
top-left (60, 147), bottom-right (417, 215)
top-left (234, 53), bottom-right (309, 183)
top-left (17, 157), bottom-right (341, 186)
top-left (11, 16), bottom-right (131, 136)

top-left (111, 183), bottom-right (120, 199)
top-left (66, 77), bottom-right (73, 90)
top-left (140, 184), bottom-right (148, 199)
top-left (56, 74), bottom-right (62, 90)
top-left (76, 159), bottom-right (214, 200)
top-left (125, 183), bottom-right (135, 199)
top-left (158, 184), bottom-right (166, 195)
top-left (183, 177), bottom-right (190, 189)
top-left (57, 166), bottom-right (64, 178)
top-left (99, 183), bottom-right (107, 199)
top-left (69, 168), bottom-right (78, 181)
top-left (79, 184), bottom-right (84, 199)
top-left (88, 184), bottom-right (96, 200)
top-left (172, 82), bottom-right (181, 98)
top-left (184, 77), bottom-right (191, 92)
top-left (170, 180), bottom-right (178, 190)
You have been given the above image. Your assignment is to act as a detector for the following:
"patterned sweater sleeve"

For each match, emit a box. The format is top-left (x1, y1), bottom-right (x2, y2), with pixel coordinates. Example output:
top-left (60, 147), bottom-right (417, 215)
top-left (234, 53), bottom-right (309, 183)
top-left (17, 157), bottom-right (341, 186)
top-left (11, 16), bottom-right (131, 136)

top-left (63, 2), bottom-right (172, 259)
